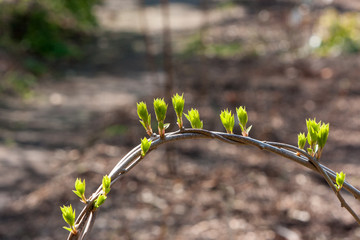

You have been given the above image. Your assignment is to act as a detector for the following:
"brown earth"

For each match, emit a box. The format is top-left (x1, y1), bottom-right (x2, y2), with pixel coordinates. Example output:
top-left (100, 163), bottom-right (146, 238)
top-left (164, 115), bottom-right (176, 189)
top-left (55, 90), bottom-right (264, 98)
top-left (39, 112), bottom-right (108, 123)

top-left (1, 1), bottom-right (360, 240)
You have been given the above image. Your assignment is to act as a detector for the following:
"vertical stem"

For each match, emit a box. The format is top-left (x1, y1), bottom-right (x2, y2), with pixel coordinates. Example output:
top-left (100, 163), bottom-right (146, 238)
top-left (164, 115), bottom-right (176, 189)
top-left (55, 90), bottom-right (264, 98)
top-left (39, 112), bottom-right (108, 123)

top-left (160, 0), bottom-right (177, 174)
top-left (137, 0), bottom-right (156, 82)
top-left (198, 0), bottom-right (209, 97)
top-left (161, 0), bottom-right (174, 100)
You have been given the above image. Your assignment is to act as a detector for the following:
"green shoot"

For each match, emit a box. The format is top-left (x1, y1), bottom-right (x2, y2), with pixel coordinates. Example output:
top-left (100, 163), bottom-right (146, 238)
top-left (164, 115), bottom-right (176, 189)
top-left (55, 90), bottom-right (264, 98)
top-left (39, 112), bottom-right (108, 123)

top-left (317, 123), bottom-right (329, 158)
top-left (184, 108), bottom-right (203, 129)
top-left (335, 171), bottom-right (346, 191)
top-left (102, 175), bottom-right (111, 196)
top-left (153, 98), bottom-right (168, 137)
top-left (298, 133), bottom-right (306, 150)
top-left (306, 118), bottom-right (320, 148)
top-left (220, 109), bottom-right (235, 134)
top-left (60, 205), bottom-right (77, 234)
top-left (172, 93), bottom-right (185, 129)
top-left (236, 106), bottom-right (251, 136)
top-left (141, 137), bottom-right (152, 157)
top-left (305, 118), bottom-right (329, 159)
top-left (72, 178), bottom-right (86, 203)
top-left (94, 194), bottom-right (107, 209)
top-left (137, 102), bottom-right (153, 136)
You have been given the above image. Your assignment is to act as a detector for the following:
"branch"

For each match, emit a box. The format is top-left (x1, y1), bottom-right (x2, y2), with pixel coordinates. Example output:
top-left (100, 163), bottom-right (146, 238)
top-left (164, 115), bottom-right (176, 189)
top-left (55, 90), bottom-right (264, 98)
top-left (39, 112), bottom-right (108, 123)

top-left (67, 129), bottom-right (360, 239)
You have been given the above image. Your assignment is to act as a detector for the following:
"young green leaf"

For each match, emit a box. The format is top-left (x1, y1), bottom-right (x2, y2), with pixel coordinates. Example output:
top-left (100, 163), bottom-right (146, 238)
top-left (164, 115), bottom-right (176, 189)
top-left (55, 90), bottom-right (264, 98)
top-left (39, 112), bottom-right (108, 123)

top-left (316, 123), bottom-right (329, 159)
top-left (220, 109), bottom-right (235, 134)
top-left (304, 118), bottom-right (330, 158)
top-left (137, 101), bottom-right (153, 136)
top-left (141, 137), bottom-right (152, 157)
top-left (298, 132), bottom-right (306, 149)
top-left (137, 102), bottom-right (149, 122)
top-left (94, 194), bottom-right (107, 208)
top-left (306, 118), bottom-right (321, 147)
top-left (72, 178), bottom-right (86, 203)
top-left (335, 171), bottom-right (346, 191)
top-left (60, 205), bottom-right (75, 227)
top-left (307, 126), bottom-right (318, 147)
top-left (60, 205), bottom-right (77, 234)
top-left (236, 107), bottom-right (247, 128)
top-left (172, 93), bottom-right (185, 128)
top-left (153, 98), bottom-right (168, 122)
top-left (236, 106), bottom-right (250, 136)
top-left (317, 123), bottom-right (329, 149)
top-left (306, 118), bottom-right (321, 133)
top-left (184, 108), bottom-right (203, 129)
top-left (153, 98), bottom-right (168, 137)
top-left (102, 175), bottom-right (111, 195)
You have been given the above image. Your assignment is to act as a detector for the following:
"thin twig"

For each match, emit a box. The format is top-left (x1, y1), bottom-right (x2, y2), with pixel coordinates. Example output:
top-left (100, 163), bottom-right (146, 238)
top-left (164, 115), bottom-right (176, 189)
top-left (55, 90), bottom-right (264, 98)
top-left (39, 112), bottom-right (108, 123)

top-left (304, 150), bottom-right (360, 224)
top-left (67, 129), bottom-right (360, 239)
top-left (265, 141), bottom-right (360, 198)
top-left (81, 210), bottom-right (97, 240)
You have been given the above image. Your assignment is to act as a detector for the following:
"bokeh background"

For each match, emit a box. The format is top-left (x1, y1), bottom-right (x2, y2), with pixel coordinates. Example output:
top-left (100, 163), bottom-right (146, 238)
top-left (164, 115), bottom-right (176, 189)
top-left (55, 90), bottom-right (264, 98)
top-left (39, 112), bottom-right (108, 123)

top-left (1, 0), bottom-right (360, 239)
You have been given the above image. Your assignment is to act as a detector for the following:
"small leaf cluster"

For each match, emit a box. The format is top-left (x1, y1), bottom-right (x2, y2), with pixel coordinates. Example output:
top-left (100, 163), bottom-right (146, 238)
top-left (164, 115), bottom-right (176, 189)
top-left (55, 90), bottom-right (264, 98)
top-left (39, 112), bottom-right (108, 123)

top-left (137, 94), bottom-right (203, 138)
top-left (335, 171), bottom-right (346, 191)
top-left (153, 98), bottom-right (169, 138)
top-left (172, 93), bottom-right (185, 128)
top-left (60, 178), bottom-right (87, 234)
top-left (137, 95), bottom-right (255, 136)
top-left (73, 178), bottom-right (86, 203)
top-left (185, 108), bottom-right (203, 129)
top-left (141, 137), bottom-right (152, 157)
top-left (219, 106), bottom-right (251, 136)
top-left (220, 109), bottom-right (234, 134)
top-left (61, 175), bottom-right (112, 233)
top-left (94, 194), bottom-right (107, 209)
top-left (297, 133), bottom-right (306, 150)
top-left (298, 118), bottom-right (329, 159)
top-left (95, 175), bottom-right (111, 208)
top-left (60, 205), bottom-right (77, 234)
top-left (137, 102), bottom-right (153, 136)
top-left (236, 106), bottom-right (251, 136)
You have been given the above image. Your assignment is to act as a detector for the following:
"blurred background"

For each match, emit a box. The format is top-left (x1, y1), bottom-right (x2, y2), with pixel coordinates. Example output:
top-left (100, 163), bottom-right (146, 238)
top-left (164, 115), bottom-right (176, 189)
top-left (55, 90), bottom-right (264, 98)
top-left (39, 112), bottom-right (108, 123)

top-left (1, 0), bottom-right (360, 239)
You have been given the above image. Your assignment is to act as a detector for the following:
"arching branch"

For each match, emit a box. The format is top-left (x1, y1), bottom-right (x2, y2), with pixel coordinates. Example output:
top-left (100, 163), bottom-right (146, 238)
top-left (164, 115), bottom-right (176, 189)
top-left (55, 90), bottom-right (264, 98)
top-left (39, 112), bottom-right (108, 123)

top-left (66, 128), bottom-right (360, 240)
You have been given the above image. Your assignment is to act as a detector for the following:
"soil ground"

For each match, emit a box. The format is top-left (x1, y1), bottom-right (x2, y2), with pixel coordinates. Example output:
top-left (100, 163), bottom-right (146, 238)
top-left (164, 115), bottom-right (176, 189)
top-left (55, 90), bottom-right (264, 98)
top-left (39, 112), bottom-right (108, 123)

top-left (1, 1), bottom-right (360, 240)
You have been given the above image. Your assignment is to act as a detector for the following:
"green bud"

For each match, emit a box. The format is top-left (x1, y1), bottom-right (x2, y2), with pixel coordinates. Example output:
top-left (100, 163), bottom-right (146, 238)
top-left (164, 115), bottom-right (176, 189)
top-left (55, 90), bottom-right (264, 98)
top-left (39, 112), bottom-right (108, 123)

top-left (317, 123), bottom-right (329, 149)
top-left (297, 132), bottom-right (306, 149)
top-left (137, 102), bottom-right (149, 122)
top-left (141, 137), bottom-right (152, 157)
top-left (153, 98), bottom-right (168, 122)
top-left (137, 102), bottom-right (152, 136)
top-left (236, 106), bottom-right (251, 136)
top-left (60, 205), bottom-right (76, 233)
top-left (307, 126), bottom-right (318, 147)
top-left (172, 93), bottom-right (185, 128)
top-left (154, 98), bottom-right (168, 137)
top-left (306, 118), bottom-right (321, 133)
top-left (184, 108), bottom-right (203, 129)
top-left (236, 107), bottom-right (247, 129)
top-left (335, 171), bottom-right (346, 191)
top-left (306, 118), bottom-right (321, 146)
top-left (72, 178), bottom-right (86, 203)
top-left (94, 194), bottom-right (107, 208)
top-left (305, 118), bottom-right (330, 158)
top-left (220, 109), bottom-right (235, 134)
top-left (102, 175), bottom-right (111, 195)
